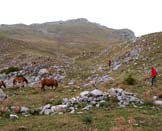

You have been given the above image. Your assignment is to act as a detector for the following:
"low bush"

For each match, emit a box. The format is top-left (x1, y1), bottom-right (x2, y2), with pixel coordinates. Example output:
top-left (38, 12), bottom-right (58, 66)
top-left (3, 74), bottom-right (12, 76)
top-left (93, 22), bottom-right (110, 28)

top-left (82, 113), bottom-right (93, 124)
top-left (124, 75), bottom-right (136, 85)
top-left (0, 67), bottom-right (20, 74)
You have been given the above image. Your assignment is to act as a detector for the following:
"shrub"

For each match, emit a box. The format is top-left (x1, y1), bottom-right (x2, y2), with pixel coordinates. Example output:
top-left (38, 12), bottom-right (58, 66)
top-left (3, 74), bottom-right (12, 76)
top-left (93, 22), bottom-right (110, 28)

top-left (124, 75), bottom-right (136, 85)
top-left (16, 74), bottom-right (24, 77)
top-left (82, 114), bottom-right (93, 124)
top-left (0, 67), bottom-right (20, 74)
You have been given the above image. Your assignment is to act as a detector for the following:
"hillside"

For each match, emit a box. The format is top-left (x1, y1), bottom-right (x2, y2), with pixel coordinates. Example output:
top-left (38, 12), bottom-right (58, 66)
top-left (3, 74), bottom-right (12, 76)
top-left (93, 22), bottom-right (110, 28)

top-left (2, 19), bottom-right (162, 130)
top-left (0, 18), bottom-right (135, 55)
top-left (0, 18), bottom-right (136, 70)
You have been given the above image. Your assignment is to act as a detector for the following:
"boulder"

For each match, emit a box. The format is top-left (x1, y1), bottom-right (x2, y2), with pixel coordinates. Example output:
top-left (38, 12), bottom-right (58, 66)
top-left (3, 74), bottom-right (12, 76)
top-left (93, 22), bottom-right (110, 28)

top-left (10, 114), bottom-right (19, 120)
top-left (38, 68), bottom-right (49, 75)
top-left (51, 105), bottom-right (67, 113)
top-left (21, 106), bottom-right (29, 114)
top-left (44, 109), bottom-right (52, 115)
top-left (90, 89), bottom-right (103, 96)
top-left (154, 100), bottom-right (162, 105)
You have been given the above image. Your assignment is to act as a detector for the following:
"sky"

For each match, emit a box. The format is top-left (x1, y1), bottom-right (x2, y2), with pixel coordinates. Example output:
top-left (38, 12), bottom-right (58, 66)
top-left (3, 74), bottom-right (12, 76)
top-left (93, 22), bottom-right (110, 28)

top-left (0, 0), bottom-right (162, 36)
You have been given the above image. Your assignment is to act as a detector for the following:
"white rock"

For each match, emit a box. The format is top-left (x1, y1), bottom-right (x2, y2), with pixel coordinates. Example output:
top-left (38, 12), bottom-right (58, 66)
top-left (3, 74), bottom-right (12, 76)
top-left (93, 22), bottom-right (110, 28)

top-left (96, 104), bottom-right (100, 108)
top-left (82, 105), bottom-right (92, 110)
top-left (43, 104), bottom-right (51, 110)
top-left (113, 64), bottom-right (121, 70)
top-left (38, 68), bottom-right (49, 75)
top-left (69, 107), bottom-right (75, 114)
top-left (154, 100), bottom-right (162, 105)
top-left (153, 96), bottom-right (158, 100)
top-left (44, 109), bottom-right (52, 115)
top-left (90, 89), bottom-right (103, 96)
top-left (20, 106), bottom-right (29, 113)
top-left (10, 114), bottom-right (19, 120)
top-left (51, 105), bottom-right (67, 113)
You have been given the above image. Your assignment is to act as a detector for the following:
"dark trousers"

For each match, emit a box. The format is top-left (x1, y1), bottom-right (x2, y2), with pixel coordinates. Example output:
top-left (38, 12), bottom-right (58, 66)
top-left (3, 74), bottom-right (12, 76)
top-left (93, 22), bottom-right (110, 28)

top-left (151, 76), bottom-right (156, 86)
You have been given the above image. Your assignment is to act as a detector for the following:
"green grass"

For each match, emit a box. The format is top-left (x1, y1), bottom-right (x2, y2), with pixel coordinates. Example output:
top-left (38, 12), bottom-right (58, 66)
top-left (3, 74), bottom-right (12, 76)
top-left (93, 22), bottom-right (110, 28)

top-left (1, 103), bottom-right (162, 130)
top-left (1, 84), bottom-right (162, 131)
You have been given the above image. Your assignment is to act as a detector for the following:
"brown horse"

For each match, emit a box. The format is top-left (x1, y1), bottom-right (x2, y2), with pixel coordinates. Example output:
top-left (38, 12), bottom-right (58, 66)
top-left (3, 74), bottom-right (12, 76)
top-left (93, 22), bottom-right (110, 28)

top-left (40, 78), bottom-right (58, 91)
top-left (13, 76), bottom-right (28, 88)
top-left (0, 80), bottom-right (6, 88)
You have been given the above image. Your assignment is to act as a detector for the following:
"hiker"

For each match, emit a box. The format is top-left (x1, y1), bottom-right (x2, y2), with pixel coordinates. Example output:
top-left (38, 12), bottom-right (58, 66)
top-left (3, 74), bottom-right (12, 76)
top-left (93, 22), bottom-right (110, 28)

top-left (108, 60), bottom-right (112, 68)
top-left (151, 67), bottom-right (157, 86)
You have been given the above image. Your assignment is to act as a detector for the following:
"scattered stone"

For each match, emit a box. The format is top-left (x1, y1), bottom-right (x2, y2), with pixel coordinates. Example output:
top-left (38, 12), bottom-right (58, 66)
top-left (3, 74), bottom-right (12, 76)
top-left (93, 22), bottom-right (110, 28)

top-left (20, 106), bottom-right (29, 114)
top-left (0, 89), bottom-right (7, 101)
top-left (108, 88), bottom-right (143, 107)
top-left (68, 80), bottom-right (75, 85)
top-left (38, 68), bottom-right (49, 76)
top-left (154, 100), bottom-right (162, 105)
top-left (82, 105), bottom-right (92, 110)
top-left (90, 89), bottom-right (103, 96)
top-left (1, 88), bottom-right (143, 117)
top-left (51, 105), bottom-right (67, 113)
top-left (10, 114), bottom-right (19, 120)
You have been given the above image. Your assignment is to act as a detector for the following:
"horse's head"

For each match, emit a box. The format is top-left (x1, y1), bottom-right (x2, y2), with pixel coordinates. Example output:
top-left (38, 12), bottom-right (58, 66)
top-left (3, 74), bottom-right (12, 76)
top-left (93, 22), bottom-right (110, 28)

top-left (23, 77), bottom-right (28, 85)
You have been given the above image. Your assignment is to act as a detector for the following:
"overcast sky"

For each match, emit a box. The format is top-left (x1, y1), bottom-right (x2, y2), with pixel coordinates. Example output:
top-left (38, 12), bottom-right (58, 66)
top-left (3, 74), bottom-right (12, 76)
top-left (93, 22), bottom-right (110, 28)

top-left (0, 0), bottom-right (162, 36)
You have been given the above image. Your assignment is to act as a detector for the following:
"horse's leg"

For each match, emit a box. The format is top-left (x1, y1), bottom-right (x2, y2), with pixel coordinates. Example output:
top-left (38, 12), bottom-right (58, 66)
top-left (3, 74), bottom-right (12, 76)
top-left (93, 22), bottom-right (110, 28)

top-left (13, 80), bottom-right (17, 88)
top-left (54, 82), bottom-right (58, 90)
top-left (54, 85), bottom-right (58, 90)
top-left (13, 83), bottom-right (16, 88)
top-left (41, 85), bottom-right (45, 91)
top-left (22, 82), bottom-right (24, 88)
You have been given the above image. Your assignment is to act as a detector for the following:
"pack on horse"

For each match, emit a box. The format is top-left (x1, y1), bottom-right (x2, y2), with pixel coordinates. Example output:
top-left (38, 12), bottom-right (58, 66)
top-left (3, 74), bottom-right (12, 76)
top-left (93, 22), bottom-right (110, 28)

top-left (0, 80), bottom-right (6, 88)
top-left (40, 78), bottom-right (58, 91)
top-left (13, 76), bottom-right (28, 88)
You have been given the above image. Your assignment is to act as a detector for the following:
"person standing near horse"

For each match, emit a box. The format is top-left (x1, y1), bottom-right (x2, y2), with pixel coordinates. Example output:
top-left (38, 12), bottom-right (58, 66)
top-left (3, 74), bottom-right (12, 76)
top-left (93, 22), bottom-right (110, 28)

top-left (151, 66), bottom-right (157, 86)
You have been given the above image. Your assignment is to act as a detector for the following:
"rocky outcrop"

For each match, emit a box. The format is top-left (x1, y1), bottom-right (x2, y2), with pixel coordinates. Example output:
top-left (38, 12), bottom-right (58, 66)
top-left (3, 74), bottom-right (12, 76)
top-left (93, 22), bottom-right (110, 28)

top-left (108, 88), bottom-right (143, 107)
top-left (0, 63), bottom-right (66, 87)
top-left (0, 88), bottom-right (143, 117)
top-left (40, 88), bottom-right (143, 115)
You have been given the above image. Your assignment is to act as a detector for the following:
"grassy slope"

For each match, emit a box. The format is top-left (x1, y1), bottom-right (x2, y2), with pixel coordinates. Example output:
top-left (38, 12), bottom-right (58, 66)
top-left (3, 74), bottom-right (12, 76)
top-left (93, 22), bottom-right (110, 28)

top-left (1, 25), bottom-right (162, 130)
top-left (1, 87), bottom-right (162, 131)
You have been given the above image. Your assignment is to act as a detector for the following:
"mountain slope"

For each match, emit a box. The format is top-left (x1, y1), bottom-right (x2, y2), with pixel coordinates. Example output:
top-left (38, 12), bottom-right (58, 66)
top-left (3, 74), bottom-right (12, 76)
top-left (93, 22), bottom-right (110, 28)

top-left (0, 18), bottom-right (136, 68)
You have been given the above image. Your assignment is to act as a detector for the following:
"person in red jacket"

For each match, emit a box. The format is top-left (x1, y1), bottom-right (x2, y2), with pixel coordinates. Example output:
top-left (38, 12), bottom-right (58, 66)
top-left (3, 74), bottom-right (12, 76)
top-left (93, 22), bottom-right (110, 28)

top-left (151, 67), bottom-right (157, 86)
